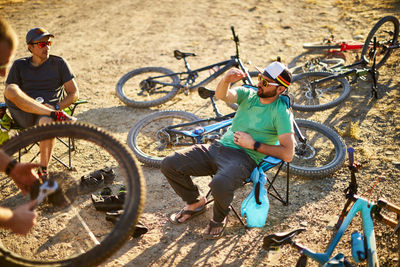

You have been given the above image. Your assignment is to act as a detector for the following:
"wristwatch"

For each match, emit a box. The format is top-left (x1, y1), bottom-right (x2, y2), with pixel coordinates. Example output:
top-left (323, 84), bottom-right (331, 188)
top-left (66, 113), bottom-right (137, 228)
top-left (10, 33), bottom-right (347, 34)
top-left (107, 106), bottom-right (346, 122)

top-left (253, 141), bottom-right (261, 151)
top-left (54, 104), bottom-right (60, 110)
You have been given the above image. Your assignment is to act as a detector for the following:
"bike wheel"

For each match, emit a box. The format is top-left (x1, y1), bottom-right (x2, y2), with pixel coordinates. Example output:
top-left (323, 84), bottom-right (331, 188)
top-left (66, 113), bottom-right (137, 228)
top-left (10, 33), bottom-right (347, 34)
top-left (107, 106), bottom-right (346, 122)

top-left (303, 41), bottom-right (341, 50)
top-left (116, 67), bottom-right (180, 108)
top-left (361, 16), bottom-right (400, 70)
top-left (0, 122), bottom-right (145, 266)
top-left (289, 119), bottom-right (346, 178)
top-left (290, 71), bottom-right (351, 111)
top-left (127, 110), bottom-right (202, 167)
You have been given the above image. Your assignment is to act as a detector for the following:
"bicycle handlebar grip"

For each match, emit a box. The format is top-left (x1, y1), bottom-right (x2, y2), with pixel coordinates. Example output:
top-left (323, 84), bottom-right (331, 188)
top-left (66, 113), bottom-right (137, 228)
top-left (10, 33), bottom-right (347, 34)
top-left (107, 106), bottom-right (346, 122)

top-left (231, 26), bottom-right (236, 37)
top-left (347, 147), bottom-right (355, 166)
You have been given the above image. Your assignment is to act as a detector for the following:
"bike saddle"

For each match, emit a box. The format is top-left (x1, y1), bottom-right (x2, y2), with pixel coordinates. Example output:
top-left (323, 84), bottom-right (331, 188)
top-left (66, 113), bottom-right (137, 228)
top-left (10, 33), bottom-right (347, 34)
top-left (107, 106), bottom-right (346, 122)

top-left (198, 86), bottom-right (215, 99)
top-left (174, 50), bottom-right (196, 60)
top-left (262, 228), bottom-right (305, 250)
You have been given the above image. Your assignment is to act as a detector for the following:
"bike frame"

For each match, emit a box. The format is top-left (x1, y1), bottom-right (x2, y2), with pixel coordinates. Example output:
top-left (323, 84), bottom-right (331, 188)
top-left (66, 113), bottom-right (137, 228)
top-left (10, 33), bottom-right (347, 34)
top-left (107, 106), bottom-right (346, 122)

top-left (298, 196), bottom-right (378, 266)
top-left (143, 27), bottom-right (255, 92)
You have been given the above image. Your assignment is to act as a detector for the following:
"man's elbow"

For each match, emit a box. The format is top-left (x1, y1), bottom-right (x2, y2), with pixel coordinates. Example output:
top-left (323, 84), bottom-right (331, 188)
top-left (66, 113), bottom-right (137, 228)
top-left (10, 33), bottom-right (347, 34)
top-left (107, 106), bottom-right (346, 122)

top-left (282, 147), bottom-right (295, 162)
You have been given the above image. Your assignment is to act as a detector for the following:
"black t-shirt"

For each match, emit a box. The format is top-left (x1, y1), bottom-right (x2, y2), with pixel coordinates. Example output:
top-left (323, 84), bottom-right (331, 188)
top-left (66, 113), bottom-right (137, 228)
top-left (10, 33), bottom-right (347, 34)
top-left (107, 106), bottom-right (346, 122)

top-left (6, 55), bottom-right (75, 105)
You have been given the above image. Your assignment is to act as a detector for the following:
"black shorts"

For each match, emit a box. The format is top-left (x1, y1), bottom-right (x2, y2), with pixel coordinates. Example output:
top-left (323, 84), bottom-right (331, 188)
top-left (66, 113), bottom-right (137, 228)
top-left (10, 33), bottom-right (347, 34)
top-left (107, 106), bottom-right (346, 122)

top-left (5, 98), bottom-right (50, 128)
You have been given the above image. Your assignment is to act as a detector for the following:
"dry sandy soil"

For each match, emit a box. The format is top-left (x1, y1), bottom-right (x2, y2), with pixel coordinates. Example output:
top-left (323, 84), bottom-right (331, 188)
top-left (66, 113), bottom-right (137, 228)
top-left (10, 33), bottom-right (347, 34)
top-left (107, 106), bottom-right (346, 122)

top-left (1, 0), bottom-right (400, 266)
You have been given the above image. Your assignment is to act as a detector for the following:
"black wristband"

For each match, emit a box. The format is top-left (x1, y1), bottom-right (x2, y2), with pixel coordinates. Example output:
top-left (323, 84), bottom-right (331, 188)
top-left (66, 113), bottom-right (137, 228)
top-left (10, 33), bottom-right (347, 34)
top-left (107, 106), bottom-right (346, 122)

top-left (5, 159), bottom-right (17, 176)
top-left (253, 141), bottom-right (261, 151)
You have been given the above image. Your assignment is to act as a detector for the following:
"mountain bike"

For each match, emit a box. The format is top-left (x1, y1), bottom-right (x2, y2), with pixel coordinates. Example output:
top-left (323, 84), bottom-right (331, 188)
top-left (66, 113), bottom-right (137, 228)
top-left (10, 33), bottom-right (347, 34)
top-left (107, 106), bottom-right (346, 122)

top-left (262, 147), bottom-right (400, 266)
top-left (303, 35), bottom-right (364, 52)
top-left (115, 26), bottom-right (259, 108)
top-left (0, 122), bottom-right (145, 266)
top-left (126, 86), bottom-right (346, 178)
top-left (289, 16), bottom-right (400, 112)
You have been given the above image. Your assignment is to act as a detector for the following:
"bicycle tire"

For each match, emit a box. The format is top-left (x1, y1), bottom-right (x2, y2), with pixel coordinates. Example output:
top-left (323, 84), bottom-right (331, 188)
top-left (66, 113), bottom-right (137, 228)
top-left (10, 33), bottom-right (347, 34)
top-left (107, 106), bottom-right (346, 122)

top-left (0, 122), bottom-right (145, 266)
top-left (289, 119), bottom-right (346, 178)
top-left (116, 66), bottom-right (180, 108)
top-left (127, 110), bottom-right (201, 167)
top-left (361, 15), bottom-right (399, 69)
top-left (290, 71), bottom-right (351, 111)
top-left (303, 42), bottom-right (341, 50)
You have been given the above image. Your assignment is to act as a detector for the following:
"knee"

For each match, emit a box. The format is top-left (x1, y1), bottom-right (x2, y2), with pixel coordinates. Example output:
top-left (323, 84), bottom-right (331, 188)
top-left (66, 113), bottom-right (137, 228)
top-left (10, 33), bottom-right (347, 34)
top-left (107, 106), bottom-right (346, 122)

top-left (160, 154), bottom-right (177, 176)
top-left (4, 84), bottom-right (21, 101)
top-left (209, 176), bottom-right (230, 195)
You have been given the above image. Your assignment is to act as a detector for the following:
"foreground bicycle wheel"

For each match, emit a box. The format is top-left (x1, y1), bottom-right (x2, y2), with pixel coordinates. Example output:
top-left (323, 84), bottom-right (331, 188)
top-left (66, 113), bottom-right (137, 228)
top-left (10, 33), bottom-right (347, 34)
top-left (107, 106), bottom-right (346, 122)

top-left (116, 67), bottom-right (180, 108)
top-left (289, 119), bottom-right (346, 178)
top-left (290, 71), bottom-right (351, 111)
top-left (361, 15), bottom-right (399, 70)
top-left (0, 122), bottom-right (145, 266)
top-left (127, 110), bottom-right (201, 167)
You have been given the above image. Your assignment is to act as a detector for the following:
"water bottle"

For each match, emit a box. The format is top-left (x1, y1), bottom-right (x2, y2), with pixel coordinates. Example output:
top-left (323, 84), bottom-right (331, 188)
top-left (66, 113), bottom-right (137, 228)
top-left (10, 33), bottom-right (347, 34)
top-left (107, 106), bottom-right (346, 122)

top-left (351, 231), bottom-right (366, 262)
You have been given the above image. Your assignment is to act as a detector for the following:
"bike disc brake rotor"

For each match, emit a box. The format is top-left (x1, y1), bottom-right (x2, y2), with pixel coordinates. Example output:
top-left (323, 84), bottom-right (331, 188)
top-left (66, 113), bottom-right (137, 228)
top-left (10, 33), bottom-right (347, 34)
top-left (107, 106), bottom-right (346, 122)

top-left (295, 143), bottom-right (316, 160)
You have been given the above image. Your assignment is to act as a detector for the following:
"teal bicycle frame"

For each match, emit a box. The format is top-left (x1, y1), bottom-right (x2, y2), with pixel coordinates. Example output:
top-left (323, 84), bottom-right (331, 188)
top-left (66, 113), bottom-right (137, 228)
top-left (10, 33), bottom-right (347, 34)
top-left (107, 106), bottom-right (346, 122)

top-left (301, 195), bottom-right (378, 265)
top-left (263, 147), bottom-right (400, 266)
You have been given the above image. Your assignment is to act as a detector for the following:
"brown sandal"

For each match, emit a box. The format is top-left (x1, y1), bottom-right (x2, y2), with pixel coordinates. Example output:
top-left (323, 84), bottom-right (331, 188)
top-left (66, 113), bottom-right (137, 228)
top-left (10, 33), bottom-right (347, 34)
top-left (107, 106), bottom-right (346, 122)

top-left (202, 217), bottom-right (228, 239)
top-left (169, 206), bottom-right (206, 224)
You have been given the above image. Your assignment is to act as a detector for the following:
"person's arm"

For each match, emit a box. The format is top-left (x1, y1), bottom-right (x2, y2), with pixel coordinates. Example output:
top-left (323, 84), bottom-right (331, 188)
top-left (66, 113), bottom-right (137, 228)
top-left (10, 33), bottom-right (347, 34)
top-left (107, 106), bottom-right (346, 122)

top-left (0, 150), bottom-right (40, 195)
top-left (233, 132), bottom-right (295, 162)
top-left (215, 68), bottom-right (246, 104)
top-left (56, 78), bottom-right (79, 110)
top-left (0, 201), bottom-right (37, 235)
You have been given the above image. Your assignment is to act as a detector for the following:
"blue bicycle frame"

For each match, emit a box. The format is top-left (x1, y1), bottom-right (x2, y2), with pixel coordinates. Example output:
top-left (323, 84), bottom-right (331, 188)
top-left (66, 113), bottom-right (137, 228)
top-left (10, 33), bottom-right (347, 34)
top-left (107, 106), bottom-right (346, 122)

top-left (300, 196), bottom-right (378, 266)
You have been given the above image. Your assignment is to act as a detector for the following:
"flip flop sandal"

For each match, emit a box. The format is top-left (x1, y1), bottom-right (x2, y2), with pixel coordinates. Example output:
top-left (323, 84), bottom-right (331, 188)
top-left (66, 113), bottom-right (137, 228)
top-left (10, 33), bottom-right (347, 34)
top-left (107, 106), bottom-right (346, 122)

top-left (202, 217), bottom-right (228, 240)
top-left (169, 205), bottom-right (206, 225)
top-left (91, 194), bottom-right (124, 211)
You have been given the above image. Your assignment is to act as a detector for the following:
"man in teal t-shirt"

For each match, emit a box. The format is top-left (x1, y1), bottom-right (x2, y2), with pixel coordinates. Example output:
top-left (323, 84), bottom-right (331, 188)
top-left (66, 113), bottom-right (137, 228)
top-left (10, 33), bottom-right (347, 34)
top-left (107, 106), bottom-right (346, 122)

top-left (161, 61), bottom-right (295, 239)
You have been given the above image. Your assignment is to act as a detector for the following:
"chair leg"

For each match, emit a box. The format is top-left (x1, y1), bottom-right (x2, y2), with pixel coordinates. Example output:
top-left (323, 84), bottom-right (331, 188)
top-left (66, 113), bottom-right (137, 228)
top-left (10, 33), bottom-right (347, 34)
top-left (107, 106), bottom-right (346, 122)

top-left (266, 162), bottom-right (289, 205)
top-left (205, 187), bottom-right (247, 230)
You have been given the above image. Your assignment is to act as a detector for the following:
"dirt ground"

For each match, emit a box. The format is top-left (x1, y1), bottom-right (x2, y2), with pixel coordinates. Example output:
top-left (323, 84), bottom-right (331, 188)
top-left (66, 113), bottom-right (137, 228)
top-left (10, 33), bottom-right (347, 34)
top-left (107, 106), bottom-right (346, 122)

top-left (1, 0), bottom-right (400, 266)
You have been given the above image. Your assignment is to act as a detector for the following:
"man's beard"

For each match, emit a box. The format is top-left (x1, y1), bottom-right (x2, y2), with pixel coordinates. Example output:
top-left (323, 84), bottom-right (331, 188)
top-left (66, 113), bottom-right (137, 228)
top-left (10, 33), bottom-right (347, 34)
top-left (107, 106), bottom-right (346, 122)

top-left (257, 85), bottom-right (278, 98)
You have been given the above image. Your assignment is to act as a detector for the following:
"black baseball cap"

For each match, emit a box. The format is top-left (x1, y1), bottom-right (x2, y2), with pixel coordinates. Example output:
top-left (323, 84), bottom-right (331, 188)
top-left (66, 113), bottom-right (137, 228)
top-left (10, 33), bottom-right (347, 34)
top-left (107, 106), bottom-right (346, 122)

top-left (26, 27), bottom-right (54, 44)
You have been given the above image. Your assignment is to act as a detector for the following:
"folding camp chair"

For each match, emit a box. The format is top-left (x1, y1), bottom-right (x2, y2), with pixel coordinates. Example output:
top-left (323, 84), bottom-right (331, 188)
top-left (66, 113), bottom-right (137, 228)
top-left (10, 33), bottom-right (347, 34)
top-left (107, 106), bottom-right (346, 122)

top-left (0, 99), bottom-right (88, 170)
top-left (205, 155), bottom-right (290, 229)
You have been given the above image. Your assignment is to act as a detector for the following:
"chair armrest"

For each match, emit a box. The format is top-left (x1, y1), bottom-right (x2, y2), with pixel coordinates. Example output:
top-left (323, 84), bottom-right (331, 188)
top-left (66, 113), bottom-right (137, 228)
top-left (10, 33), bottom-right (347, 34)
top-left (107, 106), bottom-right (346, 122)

top-left (64, 99), bottom-right (89, 116)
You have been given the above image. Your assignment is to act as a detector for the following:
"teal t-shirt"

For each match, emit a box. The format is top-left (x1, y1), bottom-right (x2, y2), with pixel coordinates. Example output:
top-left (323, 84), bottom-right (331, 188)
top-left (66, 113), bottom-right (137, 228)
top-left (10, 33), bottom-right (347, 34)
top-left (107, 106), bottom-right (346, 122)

top-left (218, 86), bottom-right (293, 164)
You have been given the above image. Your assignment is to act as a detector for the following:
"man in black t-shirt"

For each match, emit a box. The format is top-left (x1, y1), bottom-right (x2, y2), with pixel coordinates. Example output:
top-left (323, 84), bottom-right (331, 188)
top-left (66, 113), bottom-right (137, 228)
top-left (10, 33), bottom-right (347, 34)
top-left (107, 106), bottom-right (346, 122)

top-left (4, 27), bottom-right (79, 177)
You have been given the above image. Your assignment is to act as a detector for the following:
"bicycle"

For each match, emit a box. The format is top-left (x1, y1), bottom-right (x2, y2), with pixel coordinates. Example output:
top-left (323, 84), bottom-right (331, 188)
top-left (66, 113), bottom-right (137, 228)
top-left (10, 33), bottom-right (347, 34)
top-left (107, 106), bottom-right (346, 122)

top-left (126, 86), bottom-right (346, 178)
top-left (303, 35), bottom-right (364, 52)
top-left (115, 26), bottom-right (259, 108)
top-left (289, 15), bottom-right (400, 112)
top-left (262, 147), bottom-right (400, 266)
top-left (0, 122), bottom-right (145, 266)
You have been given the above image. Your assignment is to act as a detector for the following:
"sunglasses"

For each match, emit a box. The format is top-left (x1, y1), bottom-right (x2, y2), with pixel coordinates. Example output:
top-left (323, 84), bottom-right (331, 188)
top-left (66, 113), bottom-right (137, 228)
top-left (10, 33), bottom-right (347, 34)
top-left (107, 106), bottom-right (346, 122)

top-left (31, 41), bottom-right (52, 48)
top-left (258, 74), bottom-right (279, 87)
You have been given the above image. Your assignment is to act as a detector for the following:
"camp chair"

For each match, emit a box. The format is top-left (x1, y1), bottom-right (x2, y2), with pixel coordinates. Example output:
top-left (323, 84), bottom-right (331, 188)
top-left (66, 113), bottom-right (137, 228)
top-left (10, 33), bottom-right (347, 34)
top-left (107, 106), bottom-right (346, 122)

top-left (0, 99), bottom-right (88, 170)
top-left (205, 155), bottom-right (290, 229)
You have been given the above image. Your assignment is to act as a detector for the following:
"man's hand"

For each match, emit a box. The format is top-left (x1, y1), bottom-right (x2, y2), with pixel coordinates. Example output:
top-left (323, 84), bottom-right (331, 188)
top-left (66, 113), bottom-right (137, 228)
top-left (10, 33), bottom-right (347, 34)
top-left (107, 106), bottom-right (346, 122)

top-left (233, 131), bottom-right (255, 149)
top-left (223, 68), bottom-right (247, 84)
top-left (10, 163), bottom-right (40, 195)
top-left (9, 200), bottom-right (37, 235)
